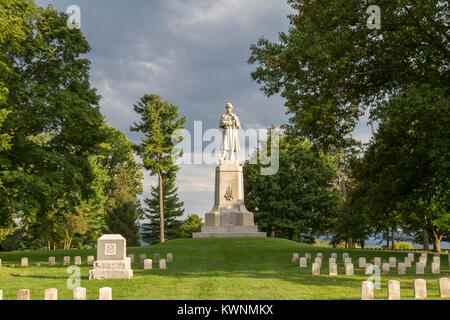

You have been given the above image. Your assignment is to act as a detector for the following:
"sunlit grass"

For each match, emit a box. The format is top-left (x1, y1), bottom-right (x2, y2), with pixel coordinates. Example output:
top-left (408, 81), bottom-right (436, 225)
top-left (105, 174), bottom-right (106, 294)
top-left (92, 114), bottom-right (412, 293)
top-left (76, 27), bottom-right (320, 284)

top-left (0, 238), bottom-right (448, 300)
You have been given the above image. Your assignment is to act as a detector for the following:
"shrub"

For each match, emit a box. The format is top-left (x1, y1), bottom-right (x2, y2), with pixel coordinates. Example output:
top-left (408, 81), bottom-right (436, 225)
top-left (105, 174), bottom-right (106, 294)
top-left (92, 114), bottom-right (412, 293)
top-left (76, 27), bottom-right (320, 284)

top-left (391, 241), bottom-right (414, 250)
top-left (313, 239), bottom-right (331, 247)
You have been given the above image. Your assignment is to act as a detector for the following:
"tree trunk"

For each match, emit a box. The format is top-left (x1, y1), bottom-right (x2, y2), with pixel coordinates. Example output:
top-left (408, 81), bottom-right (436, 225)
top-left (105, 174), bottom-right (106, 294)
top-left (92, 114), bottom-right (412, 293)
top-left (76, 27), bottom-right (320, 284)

top-left (391, 228), bottom-right (395, 249)
top-left (386, 229), bottom-right (390, 249)
top-left (422, 229), bottom-right (429, 251)
top-left (348, 238), bottom-right (353, 249)
top-left (430, 229), bottom-right (442, 252)
top-left (158, 171), bottom-right (165, 243)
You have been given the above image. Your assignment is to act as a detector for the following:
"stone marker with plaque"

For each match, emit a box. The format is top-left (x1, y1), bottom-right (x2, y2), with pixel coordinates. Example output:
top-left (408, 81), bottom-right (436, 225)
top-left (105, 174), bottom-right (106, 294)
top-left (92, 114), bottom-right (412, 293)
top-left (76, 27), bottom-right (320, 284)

top-left (89, 234), bottom-right (133, 280)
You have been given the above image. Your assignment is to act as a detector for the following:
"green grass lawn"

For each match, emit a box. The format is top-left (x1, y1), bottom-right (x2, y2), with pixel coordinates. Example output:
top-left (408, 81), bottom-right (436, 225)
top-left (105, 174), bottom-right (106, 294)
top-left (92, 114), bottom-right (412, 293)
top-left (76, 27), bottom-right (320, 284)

top-left (0, 237), bottom-right (449, 300)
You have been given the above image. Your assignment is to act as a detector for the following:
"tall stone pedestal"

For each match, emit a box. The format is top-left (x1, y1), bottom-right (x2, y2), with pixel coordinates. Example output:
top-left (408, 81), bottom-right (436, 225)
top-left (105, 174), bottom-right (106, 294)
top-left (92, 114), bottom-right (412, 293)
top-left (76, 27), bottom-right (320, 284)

top-left (193, 161), bottom-right (266, 238)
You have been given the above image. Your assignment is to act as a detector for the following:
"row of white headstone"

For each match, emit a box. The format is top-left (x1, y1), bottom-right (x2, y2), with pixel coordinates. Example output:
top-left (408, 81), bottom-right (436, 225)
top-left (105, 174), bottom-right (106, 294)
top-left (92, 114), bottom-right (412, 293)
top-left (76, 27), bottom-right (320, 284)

top-left (0, 287), bottom-right (112, 300)
top-left (292, 252), bottom-right (448, 264)
top-left (292, 252), bottom-right (448, 275)
top-left (0, 252), bottom-right (174, 268)
top-left (0, 256), bottom-right (95, 267)
top-left (361, 278), bottom-right (450, 300)
top-left (134, 253), bottom-right (173, 263)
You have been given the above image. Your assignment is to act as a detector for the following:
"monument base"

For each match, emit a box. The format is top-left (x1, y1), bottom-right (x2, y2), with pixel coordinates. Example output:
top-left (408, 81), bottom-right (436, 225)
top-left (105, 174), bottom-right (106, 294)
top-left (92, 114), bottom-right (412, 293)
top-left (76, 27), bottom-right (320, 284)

top-left (193, 231), bottom-right (266, 238)
top-left (89, 259), bottom-right (133, 280)
top-left (192, 161), bottom-right (266, 239)
top-left (89, 268), bottom-right (134, 280)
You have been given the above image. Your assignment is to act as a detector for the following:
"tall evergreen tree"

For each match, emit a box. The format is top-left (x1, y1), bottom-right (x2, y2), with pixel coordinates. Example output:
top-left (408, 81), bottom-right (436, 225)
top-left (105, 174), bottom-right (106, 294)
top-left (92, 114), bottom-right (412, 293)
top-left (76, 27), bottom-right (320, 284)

top-left (142, 172), bottom-right (184, 244)
top-left (130, 94), bottom-right (186, 243)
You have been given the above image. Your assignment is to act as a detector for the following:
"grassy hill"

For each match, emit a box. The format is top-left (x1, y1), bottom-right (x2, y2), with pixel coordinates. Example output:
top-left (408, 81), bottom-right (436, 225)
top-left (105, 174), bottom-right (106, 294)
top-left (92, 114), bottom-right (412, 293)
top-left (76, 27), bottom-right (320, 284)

top-left (0, 237), bottom-right (449, 300)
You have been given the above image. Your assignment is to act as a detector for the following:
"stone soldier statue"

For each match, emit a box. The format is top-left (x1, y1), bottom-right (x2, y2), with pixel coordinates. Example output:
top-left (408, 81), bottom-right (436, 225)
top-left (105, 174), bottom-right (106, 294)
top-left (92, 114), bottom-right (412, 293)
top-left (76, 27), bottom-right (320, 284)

top-left (220, 103), bottom-right (240, 162)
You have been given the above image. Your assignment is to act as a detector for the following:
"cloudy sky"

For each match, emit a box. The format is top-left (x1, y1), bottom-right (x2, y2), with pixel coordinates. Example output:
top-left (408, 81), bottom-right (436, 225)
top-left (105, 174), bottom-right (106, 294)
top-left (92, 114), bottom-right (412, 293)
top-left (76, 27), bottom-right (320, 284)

top-left (35, 0), bottom-right (373, 219)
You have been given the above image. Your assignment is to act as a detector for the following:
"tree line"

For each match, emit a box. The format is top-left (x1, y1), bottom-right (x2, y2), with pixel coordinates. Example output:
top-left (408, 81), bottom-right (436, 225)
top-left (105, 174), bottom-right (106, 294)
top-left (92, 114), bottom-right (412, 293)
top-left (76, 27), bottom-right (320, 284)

top-left (0, 1), bottom-right (201, 251)
top-left (1, 0), bottom-right (447, 252)
top-left (245, 0), bottom-right (449, 251)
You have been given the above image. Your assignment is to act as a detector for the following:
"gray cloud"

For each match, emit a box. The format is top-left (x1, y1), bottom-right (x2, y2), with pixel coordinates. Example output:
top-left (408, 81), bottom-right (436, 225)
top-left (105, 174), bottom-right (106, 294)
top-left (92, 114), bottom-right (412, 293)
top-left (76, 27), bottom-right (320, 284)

top-left (35, 0), bottom-right (373, 219)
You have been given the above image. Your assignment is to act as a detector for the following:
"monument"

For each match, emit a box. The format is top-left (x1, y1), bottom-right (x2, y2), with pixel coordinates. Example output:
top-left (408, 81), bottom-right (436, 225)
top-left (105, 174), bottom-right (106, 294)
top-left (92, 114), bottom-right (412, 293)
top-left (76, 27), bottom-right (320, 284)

top-left (89, 234), bottom-right (133, 280)
top-left (193, 103), bottom-right (266, 238)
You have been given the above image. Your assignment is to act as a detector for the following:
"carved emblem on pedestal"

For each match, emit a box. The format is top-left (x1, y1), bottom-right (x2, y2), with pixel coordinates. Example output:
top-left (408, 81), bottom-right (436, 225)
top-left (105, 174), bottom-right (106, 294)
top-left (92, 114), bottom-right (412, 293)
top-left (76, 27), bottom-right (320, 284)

top-left (224, 186), bottom-right (233, 201)
top-left (105, 243), bottom-right (117, 256)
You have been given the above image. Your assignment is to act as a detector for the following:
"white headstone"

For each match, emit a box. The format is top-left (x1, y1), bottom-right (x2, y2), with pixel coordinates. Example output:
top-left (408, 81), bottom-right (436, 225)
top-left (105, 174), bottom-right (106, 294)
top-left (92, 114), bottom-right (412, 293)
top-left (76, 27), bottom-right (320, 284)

top-left (312, 263), bottom-right (320, 275)
top-left (144, 259), bottom-right (152, 270)
top-left (21, 258), bottom-right (28, 267)
top-left (358, 257), bottom-right (366, 268)
top-left (63, 256), bottom-right (70, 266)
top-left (16, 289), bottom-right (30, 300)
top-left (416, 262), bottom-right (425, 274)
top-left (159, 259), bottom-right (166, 269)
top-left (404, 257), bottom-right (412, 268)
top-left (361, 281), bottom-right (374, 300)
top-left (374, 257), bottom-right (381, 266)
top-left (419, 256), bottom-right (427, 266)
top-left (99, 287), bottom-right (112, 300)
top-left (128, 254), bottom-right (134, 263)
top-left (314, 257), bottom-right (322, 266)
top-left (328, 258), bottom-right (336, 265)
top-left (73, 287), bottom-right (86, 300)
top-left (166, 253), bottom-right (173, 263)
top-left (432, 262), bottom-right (440, 274)
top-left (365, 263), bottom-right (374, 275)
top-left (413, 279), bottom-right (427, 298)
top-left (48, 256), bottom-right (55, 266)
top-left (140, 254), bottom-right (146, 263)
top-left (299, 257), bottom-right (307, 268)
top-left (345, 263), bottom-right (354, 275)
top-left (329, 263), bottom-right (337, 276)
top-left (292, 253), bottom-right (299, 262)
top-left (389, 257), bottom-right (396, 268)
top-left (387, 280), bottom-right (401, 300)
top-left (382, 263), bottom-right (390, 275)
top-left (438, 278), bottom-right (450, 298)
top-left (407, 253), bottom-right (414, 261)
top-left (397, 262), bottom-right (406, 275)
top-left (74, 256), bottom-right (81, 266)
top-left (44, 288), bottom-right (58, 300)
